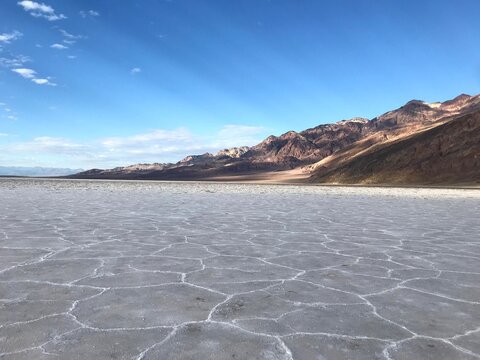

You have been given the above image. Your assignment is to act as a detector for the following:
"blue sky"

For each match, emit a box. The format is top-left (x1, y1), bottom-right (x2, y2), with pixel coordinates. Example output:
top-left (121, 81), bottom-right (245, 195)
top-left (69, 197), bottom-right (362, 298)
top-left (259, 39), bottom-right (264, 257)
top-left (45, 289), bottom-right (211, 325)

top-left (1, 0), bottom-right (479, 169)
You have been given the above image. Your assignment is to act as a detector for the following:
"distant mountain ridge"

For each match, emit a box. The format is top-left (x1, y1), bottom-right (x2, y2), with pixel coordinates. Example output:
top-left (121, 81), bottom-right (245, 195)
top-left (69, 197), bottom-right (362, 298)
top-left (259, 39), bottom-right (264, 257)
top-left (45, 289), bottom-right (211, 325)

top-left (73, 93), bottom-right (480, 185)
top-left (0, 166), bottom-right (83, 177)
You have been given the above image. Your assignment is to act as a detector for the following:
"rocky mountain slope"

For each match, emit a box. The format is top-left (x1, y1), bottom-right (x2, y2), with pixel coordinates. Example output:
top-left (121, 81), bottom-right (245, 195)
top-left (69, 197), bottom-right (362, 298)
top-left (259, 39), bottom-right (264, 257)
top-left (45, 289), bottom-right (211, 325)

top-left (73, 93), bottom-right (480, 185)
top-left (310, 109), bottom-right (480, 185)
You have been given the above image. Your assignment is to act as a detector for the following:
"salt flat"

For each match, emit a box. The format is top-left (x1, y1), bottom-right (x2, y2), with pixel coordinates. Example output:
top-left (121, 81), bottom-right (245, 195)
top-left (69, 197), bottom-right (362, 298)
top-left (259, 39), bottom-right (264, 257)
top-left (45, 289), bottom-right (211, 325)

top-left (0, 178), bottom-right (479, 360)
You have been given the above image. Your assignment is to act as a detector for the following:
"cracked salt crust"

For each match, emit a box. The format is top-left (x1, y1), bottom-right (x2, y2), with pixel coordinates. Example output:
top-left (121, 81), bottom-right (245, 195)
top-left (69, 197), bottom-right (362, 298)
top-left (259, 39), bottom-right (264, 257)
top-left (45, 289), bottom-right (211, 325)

top-left (0, 178), bottom-right (479, 359)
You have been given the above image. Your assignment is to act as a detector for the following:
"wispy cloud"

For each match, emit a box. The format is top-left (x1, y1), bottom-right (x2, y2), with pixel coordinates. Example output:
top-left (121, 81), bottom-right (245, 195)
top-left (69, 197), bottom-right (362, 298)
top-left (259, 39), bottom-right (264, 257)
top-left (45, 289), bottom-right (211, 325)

top-left (1, 125), bottom-right (269, 168)
top-left (59, 29), bottom-right (80, 39)
top-left (11, 68), bottom-right (56, 86)
top-left (130, 67), bottom-right (141, 75)
top-left (79, 10), bottom-right (99, 18)
top-left (12, 68), bottom-right (36, 79)
top-left (31, 78), bottom-right (52, 85)
top-left (58, 29), bottom-right (84, 45)
top-left (215, 125), bottom-right (267, 147)
top-left (0, 31), bottom-right (23, 44)
top-left (0, 54), bottom-right (31, 68)
top-left (102, 128), bottom-right (193, 149)
top-left (13, 136), bottom-right (87, 154)
top-left (17, 0), bottom-right (66, 21)
top-left (0, 102), bottom-right (19, 121)
top-left (51, 43), bottom-right (68, 50)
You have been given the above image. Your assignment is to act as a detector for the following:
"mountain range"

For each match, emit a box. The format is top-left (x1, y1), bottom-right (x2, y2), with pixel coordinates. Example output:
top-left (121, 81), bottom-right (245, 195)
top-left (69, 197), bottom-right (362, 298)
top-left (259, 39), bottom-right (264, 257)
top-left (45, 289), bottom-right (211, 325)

top-left (0, 166), bottom-right (83, 177)
top-left (73, 93), bottom-right (480, 186)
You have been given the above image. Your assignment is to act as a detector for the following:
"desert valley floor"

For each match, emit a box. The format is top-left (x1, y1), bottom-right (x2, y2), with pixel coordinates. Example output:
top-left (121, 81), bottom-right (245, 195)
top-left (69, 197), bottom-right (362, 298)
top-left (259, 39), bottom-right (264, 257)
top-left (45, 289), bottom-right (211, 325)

top-left (0, 178), bottom-right (480, 360)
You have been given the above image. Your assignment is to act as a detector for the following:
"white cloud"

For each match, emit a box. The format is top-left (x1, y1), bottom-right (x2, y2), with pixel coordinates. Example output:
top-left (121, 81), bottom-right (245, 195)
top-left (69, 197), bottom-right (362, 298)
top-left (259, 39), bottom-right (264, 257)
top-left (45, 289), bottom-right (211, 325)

top-left (79, 10), bottom-right (99, 18)
top-left (0, 133), bottom-right (9, 137)
top-left (17, 0), bottom-right (52, 12)
top-left (31, 78), bottom-right (56, 86)
top-left (59, 29), bottom-right (80, 39)
top-left (130, 67), bottom-right (141, 75)
top-left (58, 29), bottom-right (84, 46)
top-left (11, 137), bottom-right (86, 156)
top-left (12, 68), bottom-right (36, 78)
top-left (31, 78), bottom-right (48, 84)
top-left (18, 0), bottom-right (66, 21)
top-left (99, 125), bottom-right (267, 161)
top-left (0, 31), bottom-right (23, 44)
top-left (213, 125), bottom-right (268, 148)
top-left (11, 68), bottom-right (56, 86)
top-left (102, 128), bottom-right (193, 149)
top-left (67, 55), bottom-right (77, 59)
top-left (1, 113), bottom-right (18, 122)
top-left (0, 55), bottom-right (30, 68)
top-left (51, 43), bottom-right (68, 50)
top-left (0, 125), bottom-right (270, 168)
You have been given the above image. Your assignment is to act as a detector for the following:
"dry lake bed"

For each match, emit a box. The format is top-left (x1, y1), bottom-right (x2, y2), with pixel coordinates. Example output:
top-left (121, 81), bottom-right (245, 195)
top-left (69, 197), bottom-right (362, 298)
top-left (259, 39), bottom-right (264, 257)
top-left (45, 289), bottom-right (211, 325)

top-left (1, 178), bottom-right (480, 360)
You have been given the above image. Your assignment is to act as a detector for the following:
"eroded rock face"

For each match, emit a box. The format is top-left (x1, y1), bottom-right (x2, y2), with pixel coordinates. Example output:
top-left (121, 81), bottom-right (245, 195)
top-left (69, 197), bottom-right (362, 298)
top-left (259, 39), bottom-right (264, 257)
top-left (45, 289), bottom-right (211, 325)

top-left (1, 180), bottom-right (479, 359)
top-left (312, 110), bottom-right (480, 185)
top-left (216, 146), bottom-right (250, 158)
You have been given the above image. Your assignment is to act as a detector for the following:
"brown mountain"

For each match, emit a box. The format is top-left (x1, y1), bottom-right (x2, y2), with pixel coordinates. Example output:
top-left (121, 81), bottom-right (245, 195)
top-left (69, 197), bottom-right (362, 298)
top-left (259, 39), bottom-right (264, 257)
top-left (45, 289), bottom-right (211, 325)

top-left (307, 94), bottom-right (480, 185)
top-left (310, 110), bottom-right (480, 185)
top-left (242, 118), bottom-right (369, 167)
top-left (73, 93), bottom-right (480, 185)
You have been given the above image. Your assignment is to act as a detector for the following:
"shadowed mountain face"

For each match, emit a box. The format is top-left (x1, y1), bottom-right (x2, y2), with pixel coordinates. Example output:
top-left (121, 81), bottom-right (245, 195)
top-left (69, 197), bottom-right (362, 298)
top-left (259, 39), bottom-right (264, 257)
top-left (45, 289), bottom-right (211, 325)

top-left (73, 93), bottom-right (480, 185)
top-left (311, 110), bottom-right (480, 185)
